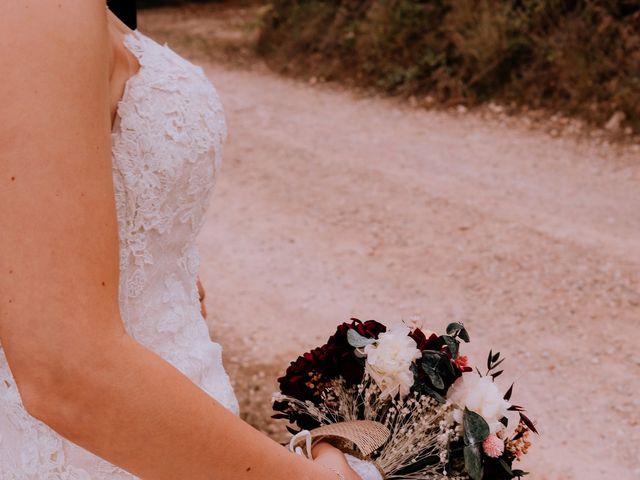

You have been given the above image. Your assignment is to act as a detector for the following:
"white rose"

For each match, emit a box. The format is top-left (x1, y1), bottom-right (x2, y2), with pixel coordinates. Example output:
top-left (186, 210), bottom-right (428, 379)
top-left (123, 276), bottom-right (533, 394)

top-left (363, 324), bottom-right (422, 399)
top-left (448, 373), bottom-right (516, 434)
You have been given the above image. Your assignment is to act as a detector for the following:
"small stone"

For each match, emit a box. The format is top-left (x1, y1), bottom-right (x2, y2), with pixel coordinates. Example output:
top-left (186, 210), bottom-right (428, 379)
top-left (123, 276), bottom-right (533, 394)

top-left (488, 102), bottom-right (503, 114)
top-left (605, 111), bottom-right (626, 131)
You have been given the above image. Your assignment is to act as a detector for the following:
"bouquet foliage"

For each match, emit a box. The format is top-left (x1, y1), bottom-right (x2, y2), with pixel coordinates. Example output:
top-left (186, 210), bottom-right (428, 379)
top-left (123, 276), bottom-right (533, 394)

top-left (273, 318), bottom-right (537, 480)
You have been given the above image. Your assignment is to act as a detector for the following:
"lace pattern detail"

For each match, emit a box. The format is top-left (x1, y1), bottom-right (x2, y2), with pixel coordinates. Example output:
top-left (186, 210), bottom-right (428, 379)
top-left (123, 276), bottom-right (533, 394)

top-left (0, 30), bottom-right (238, 479)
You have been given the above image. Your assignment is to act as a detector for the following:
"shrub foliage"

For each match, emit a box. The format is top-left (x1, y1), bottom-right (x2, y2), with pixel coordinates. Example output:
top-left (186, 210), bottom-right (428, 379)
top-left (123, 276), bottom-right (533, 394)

top-left (257, 0), bottom-right (640, 131)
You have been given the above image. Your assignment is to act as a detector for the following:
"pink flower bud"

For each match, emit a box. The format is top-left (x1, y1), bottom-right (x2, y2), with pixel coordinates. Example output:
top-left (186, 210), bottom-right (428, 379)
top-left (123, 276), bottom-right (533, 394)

top-left (483, 433), bottom-right (505, 458)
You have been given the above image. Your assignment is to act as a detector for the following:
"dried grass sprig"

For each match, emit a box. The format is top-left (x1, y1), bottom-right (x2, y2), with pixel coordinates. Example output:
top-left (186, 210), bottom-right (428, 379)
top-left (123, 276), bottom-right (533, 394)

top-left (276, 374), bottom-right (460, 479)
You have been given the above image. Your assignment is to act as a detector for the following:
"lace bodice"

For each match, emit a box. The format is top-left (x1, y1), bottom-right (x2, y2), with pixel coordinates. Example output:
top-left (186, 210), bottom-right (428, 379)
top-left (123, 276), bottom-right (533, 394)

top-left (0, 30), bottom-right (238, 479)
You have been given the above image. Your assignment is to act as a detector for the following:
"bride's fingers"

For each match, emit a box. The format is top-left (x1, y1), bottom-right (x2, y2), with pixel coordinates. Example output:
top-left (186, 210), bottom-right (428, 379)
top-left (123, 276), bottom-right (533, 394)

top-left (196, 278), bottom-right (207, 319)
top-left (311, 443), bottom-right (361, 480)
top-left (197, 277), bottom-right (206, 301)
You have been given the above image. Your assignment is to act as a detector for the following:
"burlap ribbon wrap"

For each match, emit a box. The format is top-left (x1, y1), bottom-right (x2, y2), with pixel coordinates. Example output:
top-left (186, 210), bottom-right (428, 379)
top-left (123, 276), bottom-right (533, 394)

top-left (289, 420), bottom-right (390, 479)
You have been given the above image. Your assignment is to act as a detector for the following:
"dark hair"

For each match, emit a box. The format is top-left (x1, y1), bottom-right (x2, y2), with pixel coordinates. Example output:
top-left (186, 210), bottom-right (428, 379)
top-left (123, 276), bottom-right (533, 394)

top-left (107, 0), bottom-right (137, 30)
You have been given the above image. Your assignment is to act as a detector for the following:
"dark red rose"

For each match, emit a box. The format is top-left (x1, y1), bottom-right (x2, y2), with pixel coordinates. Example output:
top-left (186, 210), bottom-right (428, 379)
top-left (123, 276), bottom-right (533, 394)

top-left (409, 328), bottom-right (440, 351)
top-left (351, 318), bottom-right (387, 339)
top-left (277, 346), bottom-right (329, 402)
top-left (274, 318), bottom-right (389, 429)
top-left (323, 318), bottom-right (387, 385)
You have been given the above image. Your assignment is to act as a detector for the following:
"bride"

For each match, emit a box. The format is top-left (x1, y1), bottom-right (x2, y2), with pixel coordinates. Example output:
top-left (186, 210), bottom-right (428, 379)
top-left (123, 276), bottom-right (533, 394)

top-left (0, 2), bottom-right (359, 479)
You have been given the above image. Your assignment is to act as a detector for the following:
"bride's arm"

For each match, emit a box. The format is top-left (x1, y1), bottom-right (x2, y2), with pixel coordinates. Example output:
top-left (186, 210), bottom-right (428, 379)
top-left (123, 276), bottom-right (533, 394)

top-left (0, 2), bottom-right (353, 480)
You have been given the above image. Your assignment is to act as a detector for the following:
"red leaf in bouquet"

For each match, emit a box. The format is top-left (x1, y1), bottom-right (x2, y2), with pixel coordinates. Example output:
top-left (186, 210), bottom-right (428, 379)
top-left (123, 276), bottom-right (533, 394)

top-left (454, 354), bottom-right (473, 373)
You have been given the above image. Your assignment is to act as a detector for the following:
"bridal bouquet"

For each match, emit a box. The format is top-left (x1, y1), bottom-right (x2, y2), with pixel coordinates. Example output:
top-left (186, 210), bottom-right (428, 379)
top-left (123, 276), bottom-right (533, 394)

top-left (272, 318), bottom-right (537, 480)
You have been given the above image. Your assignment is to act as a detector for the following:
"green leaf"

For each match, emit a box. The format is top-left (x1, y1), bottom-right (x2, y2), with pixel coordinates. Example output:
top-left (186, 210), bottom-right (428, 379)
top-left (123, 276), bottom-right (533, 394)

top-left (421, 351), bottom-right (442, 368)
top-left (419, 384), bottom-right (447, 403)
top-left (498, 458), bottom-right (514, 476)
top-left (504, 383), bottom-right (514, 401)
top-left (442, 335), bottom-right (459, 358)
top-left (459, 327), bottom-right (470, 342)
top-left (491, 358), bottom-right (506, 371)
top-left (446, 322), bottom-right (464, 335)
top-left (346, 329), bottom-right (375, 348)
top-left (423, 365), bottom-right (445, 389)
top-left (464, 444), bottom-right (484, 480)
top-left (463, 408), bottom-right (490, 445)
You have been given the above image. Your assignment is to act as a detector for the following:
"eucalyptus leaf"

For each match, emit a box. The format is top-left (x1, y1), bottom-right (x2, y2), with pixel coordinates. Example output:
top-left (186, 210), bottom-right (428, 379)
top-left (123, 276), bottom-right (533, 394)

top-left (463, 444), bottom-right (484, 480)
top-left (347, 329), bottom-right (376, 348)
top-left (422, 386), bottom-right (446, 404)
top-left (421, 351), bottom-right (442, 368)
top-left (442, 355), bottom-right (456, 377)
top-left (459, 327), bottom-right (470, 342)
top-left (463, 408), bottom-right (490, 445)
top-left (446, 322), bottom-right (464, 335)
top-left (442, 335), bottom-right (459, 359)
top-left (424, 367), bottom-right (445, 389)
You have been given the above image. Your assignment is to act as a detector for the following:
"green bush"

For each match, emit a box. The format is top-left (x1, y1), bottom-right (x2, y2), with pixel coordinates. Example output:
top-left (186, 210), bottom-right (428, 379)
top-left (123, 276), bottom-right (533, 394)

top-left (138, 0), bottom-right (223, 8)
top-left (258, 0), bottom-right (640, 131)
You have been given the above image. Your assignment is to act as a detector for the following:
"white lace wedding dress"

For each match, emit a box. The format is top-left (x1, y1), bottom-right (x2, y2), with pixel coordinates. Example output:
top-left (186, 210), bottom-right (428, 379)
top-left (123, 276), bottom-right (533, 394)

top-left (0, 29), bottom-right (239, 479)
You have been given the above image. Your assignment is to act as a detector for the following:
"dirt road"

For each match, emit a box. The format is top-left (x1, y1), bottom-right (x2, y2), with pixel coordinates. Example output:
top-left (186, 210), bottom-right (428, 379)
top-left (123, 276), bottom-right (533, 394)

top-left (141, 7), bottom-right (640, 479)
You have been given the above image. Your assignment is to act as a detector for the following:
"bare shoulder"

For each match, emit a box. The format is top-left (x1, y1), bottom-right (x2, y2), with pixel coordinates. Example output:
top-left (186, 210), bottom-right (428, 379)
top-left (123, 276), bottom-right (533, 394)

top-left (1, 0), bottom-right (107, 39)
top-left (1, 0), bottom-right (109, 70)
top-left (1, 1), bottom-right (111, 150)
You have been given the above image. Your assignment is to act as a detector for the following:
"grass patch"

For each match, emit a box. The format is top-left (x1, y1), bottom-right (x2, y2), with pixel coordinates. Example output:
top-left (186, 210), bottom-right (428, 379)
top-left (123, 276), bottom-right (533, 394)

top-left (257, 0), bottom-right (640, 132)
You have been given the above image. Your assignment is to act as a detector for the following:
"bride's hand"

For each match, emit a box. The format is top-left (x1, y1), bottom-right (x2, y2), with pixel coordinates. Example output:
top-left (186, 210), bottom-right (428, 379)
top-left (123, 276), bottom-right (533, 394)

top-left (311, 442), bottom-right (361, 480)
top-left (197, 277), bottom-right (207, 319)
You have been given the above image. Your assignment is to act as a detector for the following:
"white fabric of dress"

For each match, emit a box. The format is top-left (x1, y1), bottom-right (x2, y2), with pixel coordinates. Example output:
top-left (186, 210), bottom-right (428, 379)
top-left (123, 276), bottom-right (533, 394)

top-left (0, 29), bottom-right (239, 479)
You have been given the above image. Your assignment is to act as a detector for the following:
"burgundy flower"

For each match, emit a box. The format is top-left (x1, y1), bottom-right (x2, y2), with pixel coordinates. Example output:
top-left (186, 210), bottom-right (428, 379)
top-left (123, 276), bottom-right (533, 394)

top-left (409, 328), bottom-right (440, 351)
top-left (323, 318), bottom-right (386, 384)
top-left (274, 318), bottom-right (388, 429)
top-left (351, 318), bottom-right (387, 339)
top-left (277, 346), bottom-right (329, 402)
top-left (276, 318), bottom-right (387, 401)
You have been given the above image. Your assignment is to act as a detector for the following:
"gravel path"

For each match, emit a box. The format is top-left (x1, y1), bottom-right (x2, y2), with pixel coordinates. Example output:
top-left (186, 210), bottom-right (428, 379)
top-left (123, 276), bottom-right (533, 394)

top-left (141, 7), bottom-right (640, 479)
